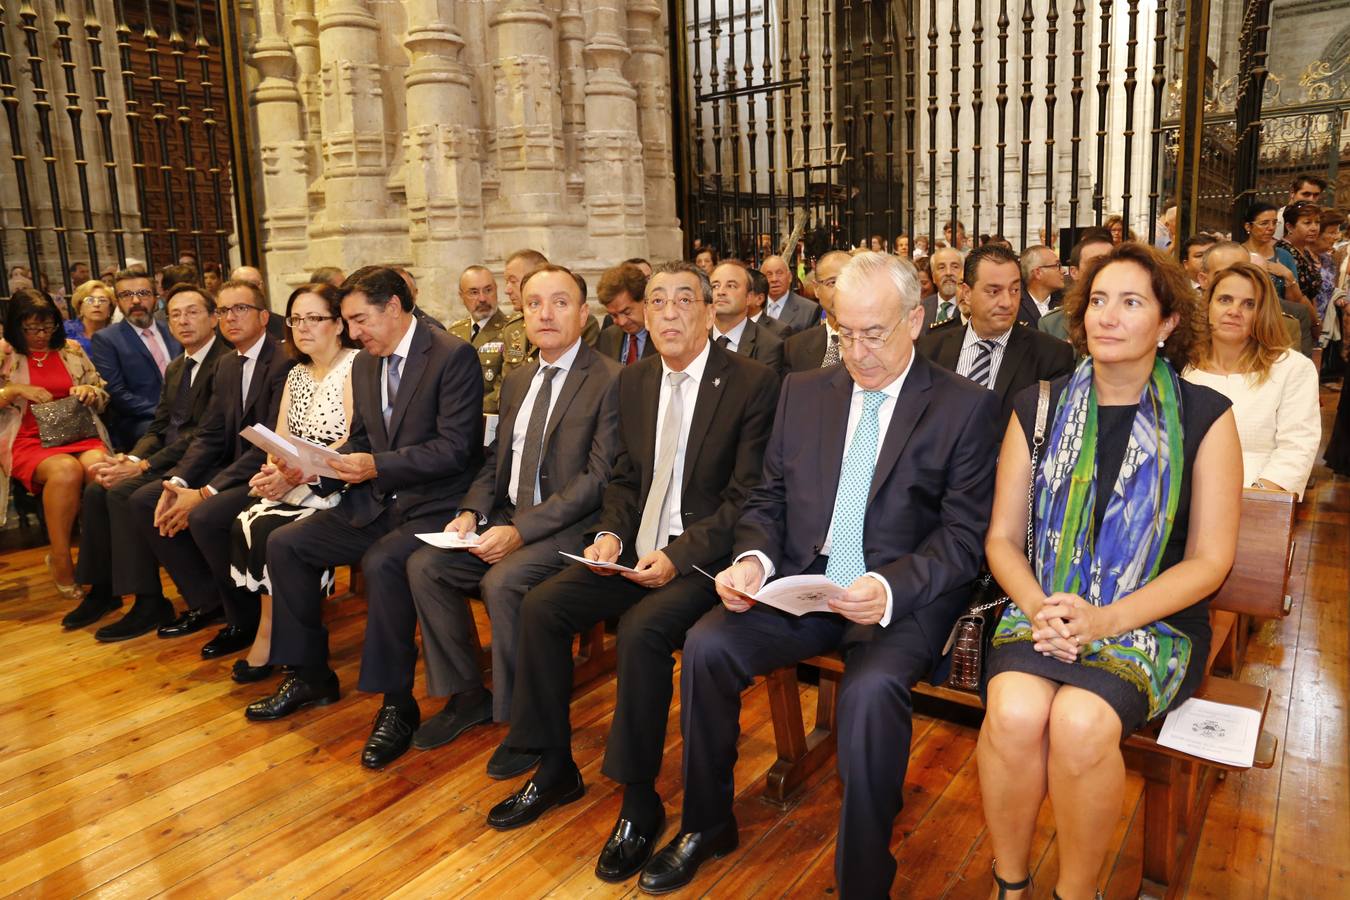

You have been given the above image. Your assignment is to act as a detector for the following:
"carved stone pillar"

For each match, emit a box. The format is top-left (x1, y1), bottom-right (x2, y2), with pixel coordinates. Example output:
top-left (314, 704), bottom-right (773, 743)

top-left (307, 0), bottom-right (405, 266)
top-left (402, 0), bottom-right (483, 321)
top-left (484, 0), bottom-right (577, 263)
top-left (626, 0), bottom-right (682, 257)
top-left (250, 0), bottom-right (309, 306)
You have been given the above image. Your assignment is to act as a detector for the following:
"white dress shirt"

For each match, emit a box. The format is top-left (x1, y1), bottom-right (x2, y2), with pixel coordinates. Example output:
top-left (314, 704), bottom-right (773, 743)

top-left (507, 338), bottom-right (581, 507)
top-left (739, 350), bottom-right (916, 627)
top-left (955, 324), bottom-right (1013, 387)
top-left (1028, 290), bottom-right (1054, 319)
top-left (186, 335), bottom-right (217, 386)
top-left (236, 332), bottom-right (266, 404)
top-left (712, 317), bottom-right (749, 353)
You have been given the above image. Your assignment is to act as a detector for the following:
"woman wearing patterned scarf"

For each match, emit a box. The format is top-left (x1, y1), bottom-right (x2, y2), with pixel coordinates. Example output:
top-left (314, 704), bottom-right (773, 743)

top-left (975, 243), bottom-right (1243, 900)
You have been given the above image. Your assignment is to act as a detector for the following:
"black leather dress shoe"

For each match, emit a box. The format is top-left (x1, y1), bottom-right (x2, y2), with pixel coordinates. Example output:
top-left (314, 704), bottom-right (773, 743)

top-left (245, 672), bottom-right (339, 721)
top-left (412, 696), bottom-right (492, 751)
top-left (486, 768), bottom-right (584, 830)
top-left (62, 592), bottom-right (122, 630)
top-left (94, 596), bottom-right (175, 643)
top-left (638, 820), bottom-right (739, 895)
top-left (361, 704), bottom-right (420, 769)
top-left (231, 660), bottom-right (275, 684)
top-left (201, 624), bottom-right (256, 659)
top-left (596, 810), bottom-right (666, 883)
top-left (157, 606), bottom-right (224, 639)
top-left (486, 742), bottom-right (542, 780)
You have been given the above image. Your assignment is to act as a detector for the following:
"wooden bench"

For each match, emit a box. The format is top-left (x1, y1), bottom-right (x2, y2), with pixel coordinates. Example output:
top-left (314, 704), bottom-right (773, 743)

top-left (763, 488), bottom-right (1296, 899)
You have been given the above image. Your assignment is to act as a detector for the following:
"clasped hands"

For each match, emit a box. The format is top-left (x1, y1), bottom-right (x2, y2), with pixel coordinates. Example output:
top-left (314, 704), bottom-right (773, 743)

top-left (444, 511), bottom-right (524, 565)
top-left (712, 557), bottom-right (888, 625)
top-left (248, 454), bottom-right (309, 502)
top-left (1031, 592), bottom-right (1111, 662)
top-left (578, 533), bottom-right (677, 589)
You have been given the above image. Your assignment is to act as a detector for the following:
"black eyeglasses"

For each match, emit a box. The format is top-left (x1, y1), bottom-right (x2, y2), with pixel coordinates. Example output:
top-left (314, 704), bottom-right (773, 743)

top-left (285, 314), bottom-right (339, 328)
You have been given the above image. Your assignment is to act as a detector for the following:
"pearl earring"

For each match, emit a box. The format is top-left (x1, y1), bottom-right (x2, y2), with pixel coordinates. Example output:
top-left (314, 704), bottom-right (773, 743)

top-left (1157, 339), bottom-right (1166, 348)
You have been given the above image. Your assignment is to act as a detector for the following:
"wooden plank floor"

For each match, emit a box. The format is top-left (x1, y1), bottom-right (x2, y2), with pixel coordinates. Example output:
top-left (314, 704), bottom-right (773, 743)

top-left (0, 418), bottom-right (1345, 898)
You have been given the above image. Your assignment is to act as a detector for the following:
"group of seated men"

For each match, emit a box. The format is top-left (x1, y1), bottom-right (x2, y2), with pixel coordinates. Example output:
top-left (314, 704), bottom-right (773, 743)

top-left (62, 236), bottom-right (1132, 896)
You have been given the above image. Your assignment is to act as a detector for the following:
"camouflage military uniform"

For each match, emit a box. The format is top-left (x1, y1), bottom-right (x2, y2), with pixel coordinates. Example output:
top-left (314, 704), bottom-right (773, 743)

top-left (497, 313), bottom-right (602, 397)
top-left (448, 308), bottom-right (510, 414)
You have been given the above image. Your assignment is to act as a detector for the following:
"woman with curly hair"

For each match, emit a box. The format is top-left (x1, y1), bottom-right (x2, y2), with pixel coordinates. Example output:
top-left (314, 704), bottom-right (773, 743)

top-left (976, 243), bottom-right (1242, 900)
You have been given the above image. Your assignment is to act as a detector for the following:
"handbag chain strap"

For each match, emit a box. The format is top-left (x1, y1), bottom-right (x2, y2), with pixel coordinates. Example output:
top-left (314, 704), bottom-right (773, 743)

top-left (965, 380), bottom-right (1051, 617)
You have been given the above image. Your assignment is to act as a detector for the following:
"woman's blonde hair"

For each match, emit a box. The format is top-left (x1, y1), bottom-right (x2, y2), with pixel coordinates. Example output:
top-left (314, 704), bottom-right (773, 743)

top-left (1193, 261), bottom-right (1290, 384)
top-left (70, 279), bottom-right (112, 319)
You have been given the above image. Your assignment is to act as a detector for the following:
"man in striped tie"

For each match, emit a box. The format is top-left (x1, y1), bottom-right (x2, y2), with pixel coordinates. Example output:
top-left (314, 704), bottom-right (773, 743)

top-left (643, 251), bottom-right (1001, 898)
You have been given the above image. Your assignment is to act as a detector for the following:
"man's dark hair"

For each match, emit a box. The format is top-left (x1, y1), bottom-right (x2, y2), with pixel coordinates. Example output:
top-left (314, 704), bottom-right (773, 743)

top-left (747, 267), bottom-right (769, 298)
top-left (518, 263), bottom-right (585, 304)
top-left (160, 263), bottom-right (199, 294)
top-left (649, 259), bottom-right (713, 304)
top-left (622, 257), bottom-right (650, 269)
top-left (309, 266), bottom-right (345, 287)
top-left (340, 265), bottom-right (413, 312)
top-left (217, 278), bottom-right (268, 310)
top-left (1069, 231), bottom-right (1116, 268)
top-left (112, 266), bottom-right (151, 289)
top-left (1291, 174), bottom-right (1327, 193)
top-left (4, 288), bottom-right (67, 355)
top-left (165, 282), bottom-right (217, 314)
top-left (1181, 233), bottom-right (1218, 258)
top-left (963, 243), bottom-right (1020, 286)
top-left (597, 263), bottom-right (648, 306)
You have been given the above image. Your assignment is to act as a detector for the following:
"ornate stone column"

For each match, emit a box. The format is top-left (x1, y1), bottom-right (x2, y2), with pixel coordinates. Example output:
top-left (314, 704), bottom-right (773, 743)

top-left (250, 0), bottom-right (309, 306)
top-left (401, 0), bottom-right (483, 321)
top-left (626, 0), bottom-right (682, 257)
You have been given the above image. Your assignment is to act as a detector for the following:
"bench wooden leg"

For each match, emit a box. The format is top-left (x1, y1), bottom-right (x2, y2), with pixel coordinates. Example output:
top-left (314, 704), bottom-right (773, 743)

top-left (765, 666), bottom-right (840, 806)
top-left (1136, 751), bottom-right (1220, 900)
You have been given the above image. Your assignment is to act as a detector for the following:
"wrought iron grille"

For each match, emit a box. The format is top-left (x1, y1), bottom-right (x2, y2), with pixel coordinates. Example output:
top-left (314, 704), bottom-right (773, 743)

top-left (0, 0), bottom-right (239, 297)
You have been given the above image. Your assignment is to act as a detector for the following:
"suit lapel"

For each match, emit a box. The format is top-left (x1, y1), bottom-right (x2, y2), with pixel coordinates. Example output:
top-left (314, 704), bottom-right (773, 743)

top-left (737, 319), bottom-right (757, 358)
top-left (543, 345), bottom-right (590, 446)
top-left (819, 366), bottom-right (854, 507)
top-left (120, 321), bottom-right (158, 371)
top-left (868, 355), bottom-right (933, 506)
top-left (636, 358), bottom-right (663, 498)
top-left (387, 323), bottom-right (430, 439)
top-left (359, 353), bottom-right (390, 449)
top-left (992, 326), bottom-right (1029, 398)
top-left (938, 327), bottom-right (964, 372)
top-left (680, 344), bottom-right (730, 488)
top-left (241, 339), bottom-right (272, 418)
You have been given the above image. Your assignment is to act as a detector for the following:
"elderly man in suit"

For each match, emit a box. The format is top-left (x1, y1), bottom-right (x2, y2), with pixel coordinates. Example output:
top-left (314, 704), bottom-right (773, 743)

top-left (924, 246), bottom-right (965, 330)
top-left (709, 260), bottom-right (785, 373)
top-left (639, 251), bottom-right (999, 897)
top-left (485, 261), bottom-right (780, 886)
top-left (246, 267), bottom-right (485, 770)
top-left (115, 280), bottom-right (294, 652)
top-left (596, 263), bottom-right (655, 365)
top-left (920, 244), bottom-right (1075, 424)
top-left (90, 268), bottom-right (182, 451)
top-left (759, 255), bottom-right (820, 334)
top-left (70, 284), bottom-right (230, 631)
top-left (401, 265), bottom-right (622, 764)
top-left (784, 250), bottom-right (852, 372)
top-left (449, 264), bottom-right (511, 407)
top-left (1017, 244), bottom-right (1065, 328)
top-left (744, 268), bottom-right (788, 338)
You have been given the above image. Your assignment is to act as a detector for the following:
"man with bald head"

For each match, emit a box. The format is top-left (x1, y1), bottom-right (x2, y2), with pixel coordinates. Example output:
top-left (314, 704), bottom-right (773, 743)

top-left (450, 264), bottom-right (510, 410)
top-left (1017, 244), bottom-right (1065, 327)
top-left (784, 250), bottom-right (852, 371)
top-left (759, 254), bottom-right (820, 334)
top-left (641, 251), bottom-right (998, 896)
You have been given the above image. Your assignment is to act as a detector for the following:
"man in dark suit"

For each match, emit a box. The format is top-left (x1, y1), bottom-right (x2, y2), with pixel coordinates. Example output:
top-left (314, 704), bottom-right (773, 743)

top-left (90, 269), bottom-right (182, 451)
top-left (245, 267), bottom-right (485, 770)
top-left (744, 268), bottom-right (789, 338)
top-left (1017, 244), bottom-right (1065, 328)
top-left (108, 279), bottom-right (294, 650)
top-left (638, 251), bottom-right (999, 897)
top-left (403, 265), bottom-right (622, 765)
top-left (760, 254), bottom-right (820, 334)
top-left (709, 260), bottom-right (784, 373)
top-left (484, 261), bottom-right (780, 886)
top-left (70, 285), bottom-right (230, 631)
top-left (784, 250), bottom-right (851, 372)
top-left (920, 244), bottom-right (1075, 424)
top-left (926, 246), bottom-right (964, 330)
top-left (596, 262), bottom-right (655, 365)
top-left (228, 265), bottom-right (287, 341)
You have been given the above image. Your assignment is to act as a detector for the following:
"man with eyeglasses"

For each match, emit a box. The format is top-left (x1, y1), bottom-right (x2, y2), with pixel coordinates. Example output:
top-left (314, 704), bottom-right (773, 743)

top-left (641, 251), bottom-right (998, 897)
top-left (88, 268), bottom-right (182, 452)
top-left (70, 284), bottom-right (231, 631)
top-left (484, 260), bottom-right (779, 887)
top-left (1017, 244), bottom-right (1066, 328)
top-left (785, 250), bottom-right (852, 371)
top-left (102, 279), bottom-right (294, 650)
top-left (449, 265), bottom-right (511, 413)
top-left (246, 267), bottom-right (485, 767)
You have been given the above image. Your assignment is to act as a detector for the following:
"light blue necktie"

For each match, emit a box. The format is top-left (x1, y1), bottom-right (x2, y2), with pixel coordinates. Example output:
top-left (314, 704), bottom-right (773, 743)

top-left (825, 390), bottom-right (886, 587)
top-left (383, 353), bottom-right (402, 428)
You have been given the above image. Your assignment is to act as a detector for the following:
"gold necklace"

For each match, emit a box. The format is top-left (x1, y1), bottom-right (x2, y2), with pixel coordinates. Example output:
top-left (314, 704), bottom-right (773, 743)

top-left (30, 351), bottom-right (50, 368)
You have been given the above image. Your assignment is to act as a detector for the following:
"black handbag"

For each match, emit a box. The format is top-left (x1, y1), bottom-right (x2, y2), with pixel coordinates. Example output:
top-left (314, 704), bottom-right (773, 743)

top-left (30, 395), bottom-right (101, 448)
top-left (944, 380), bottom-right (1051, 692)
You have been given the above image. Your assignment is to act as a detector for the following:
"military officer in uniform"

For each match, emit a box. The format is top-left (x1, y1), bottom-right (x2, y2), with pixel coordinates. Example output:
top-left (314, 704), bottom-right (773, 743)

top-left (450, 265), bottom-right (511, 413)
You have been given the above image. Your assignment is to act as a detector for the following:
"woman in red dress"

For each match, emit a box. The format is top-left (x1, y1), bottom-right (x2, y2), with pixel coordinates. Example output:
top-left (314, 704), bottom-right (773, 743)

top-left (0, 289), bottom-right (111, 600)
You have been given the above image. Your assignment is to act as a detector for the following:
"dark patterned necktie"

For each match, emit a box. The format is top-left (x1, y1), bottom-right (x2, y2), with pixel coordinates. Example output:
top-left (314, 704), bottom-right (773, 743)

top-left (165, 357), bottom-right (197, 445)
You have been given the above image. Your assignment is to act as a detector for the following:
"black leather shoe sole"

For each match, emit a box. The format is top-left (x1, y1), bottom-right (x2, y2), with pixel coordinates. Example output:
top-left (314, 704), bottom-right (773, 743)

top-left (486, 772), bottom-right (584, 831)
top-left (595, 813), bottom-right (665, 883)
top-left (486, 746), bottom-right (542, 780)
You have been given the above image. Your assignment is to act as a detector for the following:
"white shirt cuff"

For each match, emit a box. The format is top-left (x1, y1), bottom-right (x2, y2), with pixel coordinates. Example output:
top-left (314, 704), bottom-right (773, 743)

top-left (202, 484), bottom-right (218, 497)
top-left (735, 550), bottom-right (776, 582)
top-left (168, 476), bottom-right (189, 489)
top-left (863, 571), bottom-right (894, 627)
top-left (597, 531), bottom-right (623, 555)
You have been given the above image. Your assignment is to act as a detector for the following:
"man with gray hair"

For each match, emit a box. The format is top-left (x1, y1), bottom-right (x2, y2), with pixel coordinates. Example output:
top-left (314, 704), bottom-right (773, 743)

top-left (642, 250), bottom-right (999, 897)
top-left (1017, 244), bottom-right (1064, 328)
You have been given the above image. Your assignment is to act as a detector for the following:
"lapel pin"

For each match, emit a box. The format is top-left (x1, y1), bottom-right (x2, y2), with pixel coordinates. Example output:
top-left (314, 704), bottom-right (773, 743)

top-left (713, 377), bottom-right (721, 388)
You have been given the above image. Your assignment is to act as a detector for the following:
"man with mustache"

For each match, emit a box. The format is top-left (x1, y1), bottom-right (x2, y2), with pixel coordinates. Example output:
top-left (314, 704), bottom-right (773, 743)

top-left (925, 246), bottom-right (965, 331)
top-left (89, 269), bottom-right (182, 452)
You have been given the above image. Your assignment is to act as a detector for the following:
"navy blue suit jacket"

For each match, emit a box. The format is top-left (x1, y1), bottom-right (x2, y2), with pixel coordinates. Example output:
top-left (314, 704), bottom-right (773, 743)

top-left (89, 320), bottom-right (181, 451)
